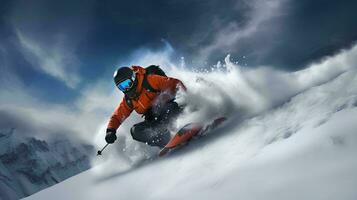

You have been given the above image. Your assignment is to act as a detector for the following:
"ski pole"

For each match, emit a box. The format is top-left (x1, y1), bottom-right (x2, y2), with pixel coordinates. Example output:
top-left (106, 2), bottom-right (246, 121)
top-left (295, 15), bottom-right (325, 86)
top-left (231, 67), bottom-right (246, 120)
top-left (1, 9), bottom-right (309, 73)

top-left (97, 143), bottom-right (109, 156)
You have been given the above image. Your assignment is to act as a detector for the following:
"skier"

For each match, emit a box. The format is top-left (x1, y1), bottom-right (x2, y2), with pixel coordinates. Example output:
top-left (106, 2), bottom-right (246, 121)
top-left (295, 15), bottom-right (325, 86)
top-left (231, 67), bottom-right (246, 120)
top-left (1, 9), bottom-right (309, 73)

top-left (105, 65), bottom-right (186, 148)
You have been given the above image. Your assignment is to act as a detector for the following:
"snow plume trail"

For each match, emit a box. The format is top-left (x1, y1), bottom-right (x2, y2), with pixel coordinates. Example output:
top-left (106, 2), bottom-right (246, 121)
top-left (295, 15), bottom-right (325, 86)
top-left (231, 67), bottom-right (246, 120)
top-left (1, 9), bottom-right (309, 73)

top-left (91, 43), bottom-right (357, 176)
top-left (172, 44), bottom-right (357, 127)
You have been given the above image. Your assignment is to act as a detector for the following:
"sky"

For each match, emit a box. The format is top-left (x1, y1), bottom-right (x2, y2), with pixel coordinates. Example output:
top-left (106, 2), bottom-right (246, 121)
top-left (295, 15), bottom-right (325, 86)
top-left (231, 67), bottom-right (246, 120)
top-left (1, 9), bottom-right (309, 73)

top-left (0, 0), bottom-right (357, 141)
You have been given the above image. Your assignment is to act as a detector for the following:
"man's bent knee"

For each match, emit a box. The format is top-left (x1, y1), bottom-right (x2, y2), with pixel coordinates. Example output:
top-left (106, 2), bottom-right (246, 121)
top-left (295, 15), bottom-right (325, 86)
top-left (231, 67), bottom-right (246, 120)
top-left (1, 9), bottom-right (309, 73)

top-left (130, 125), bottom-right (141, 141)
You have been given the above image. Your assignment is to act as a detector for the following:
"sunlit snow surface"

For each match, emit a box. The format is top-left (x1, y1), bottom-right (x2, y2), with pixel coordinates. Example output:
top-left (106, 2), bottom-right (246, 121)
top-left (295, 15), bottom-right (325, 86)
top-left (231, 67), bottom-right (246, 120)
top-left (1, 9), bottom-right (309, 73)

top-left (26, 45), bottom-right (357, 200)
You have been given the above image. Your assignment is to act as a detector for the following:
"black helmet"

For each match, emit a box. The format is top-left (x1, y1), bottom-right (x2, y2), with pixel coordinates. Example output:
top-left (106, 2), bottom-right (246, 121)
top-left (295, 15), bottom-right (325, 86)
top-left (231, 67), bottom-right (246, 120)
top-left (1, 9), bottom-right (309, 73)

top-left (113, 67), bottom-right (133, 86)
top-left (113, 67), bottom-right (138, 97)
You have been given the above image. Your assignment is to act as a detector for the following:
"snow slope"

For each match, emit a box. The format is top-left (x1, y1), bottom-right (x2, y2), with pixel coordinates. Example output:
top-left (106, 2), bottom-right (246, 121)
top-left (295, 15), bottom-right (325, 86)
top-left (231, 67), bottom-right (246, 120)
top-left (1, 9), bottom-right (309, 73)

top-left (26, 45), bottom-right (357, 200)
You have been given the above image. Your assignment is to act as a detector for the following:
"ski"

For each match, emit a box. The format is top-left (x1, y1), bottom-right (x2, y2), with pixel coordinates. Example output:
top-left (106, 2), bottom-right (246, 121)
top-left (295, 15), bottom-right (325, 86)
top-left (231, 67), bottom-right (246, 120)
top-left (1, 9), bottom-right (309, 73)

top-left (159, 117), bottom-right (226, 157)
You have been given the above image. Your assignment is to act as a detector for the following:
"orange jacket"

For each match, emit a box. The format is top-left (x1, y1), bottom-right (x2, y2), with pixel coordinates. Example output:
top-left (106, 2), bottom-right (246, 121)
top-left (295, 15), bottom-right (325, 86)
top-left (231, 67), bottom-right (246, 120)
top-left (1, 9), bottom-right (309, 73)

top-left (107, 66), bottom-right (186, 130)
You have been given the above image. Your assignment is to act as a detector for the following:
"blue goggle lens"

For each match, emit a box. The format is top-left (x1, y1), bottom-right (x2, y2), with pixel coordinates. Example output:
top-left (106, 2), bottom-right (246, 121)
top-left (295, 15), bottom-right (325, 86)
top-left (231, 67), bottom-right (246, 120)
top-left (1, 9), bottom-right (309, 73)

top-left (117, 79), bottom-right (133, 91)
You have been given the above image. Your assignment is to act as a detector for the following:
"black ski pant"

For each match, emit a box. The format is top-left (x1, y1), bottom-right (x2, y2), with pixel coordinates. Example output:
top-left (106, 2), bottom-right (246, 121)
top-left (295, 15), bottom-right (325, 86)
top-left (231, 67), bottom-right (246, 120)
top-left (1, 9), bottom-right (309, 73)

top-left (130, 100), bottom-right (182, 148)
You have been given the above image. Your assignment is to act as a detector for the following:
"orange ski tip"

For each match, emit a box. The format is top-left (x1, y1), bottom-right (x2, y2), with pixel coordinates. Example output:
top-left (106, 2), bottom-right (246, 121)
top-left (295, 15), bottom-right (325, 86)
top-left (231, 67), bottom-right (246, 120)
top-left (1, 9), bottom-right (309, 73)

top-left (159, 117), bottom-right (228, 157)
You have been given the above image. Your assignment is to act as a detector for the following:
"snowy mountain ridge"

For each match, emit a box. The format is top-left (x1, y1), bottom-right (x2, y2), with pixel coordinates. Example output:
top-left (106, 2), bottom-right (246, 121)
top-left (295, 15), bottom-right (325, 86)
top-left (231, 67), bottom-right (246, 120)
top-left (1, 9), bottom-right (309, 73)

top-left (0, 129), bottom-right (94, 200)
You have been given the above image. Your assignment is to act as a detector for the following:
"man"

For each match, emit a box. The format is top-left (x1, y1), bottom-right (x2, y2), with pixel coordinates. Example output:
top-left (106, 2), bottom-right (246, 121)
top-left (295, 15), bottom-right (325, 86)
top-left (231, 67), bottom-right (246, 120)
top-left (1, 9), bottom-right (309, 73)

top-left (105, 65), bottom-right (186, 148)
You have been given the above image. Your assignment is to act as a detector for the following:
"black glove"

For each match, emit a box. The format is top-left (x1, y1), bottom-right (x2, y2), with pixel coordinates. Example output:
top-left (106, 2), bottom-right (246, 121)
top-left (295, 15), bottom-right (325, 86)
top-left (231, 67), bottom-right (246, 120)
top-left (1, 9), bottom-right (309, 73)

top-left (105, 129), bottom-right (117, 144)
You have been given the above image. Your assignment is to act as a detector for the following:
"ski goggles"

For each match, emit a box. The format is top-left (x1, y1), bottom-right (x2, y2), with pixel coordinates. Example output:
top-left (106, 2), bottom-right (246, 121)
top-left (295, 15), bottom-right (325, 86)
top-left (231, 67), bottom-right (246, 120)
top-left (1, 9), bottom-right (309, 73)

top-left (117, 79), bottom-right (133, 92)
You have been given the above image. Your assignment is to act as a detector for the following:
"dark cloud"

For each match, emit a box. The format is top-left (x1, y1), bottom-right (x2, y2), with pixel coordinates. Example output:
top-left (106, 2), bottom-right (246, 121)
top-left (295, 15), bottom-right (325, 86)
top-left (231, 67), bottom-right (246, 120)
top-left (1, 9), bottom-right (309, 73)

top-left (0, 109), bottom-right (72, 139)
top-left (0, 0), bottom-right (96, 103)
top-left (1, 0), bottom-right (357, 104)
top-left (255, 0), bottom-right (357, 70)
top-left (167, 0), bottom-right (357, 70)
top-left (76, 0), bottom-right (253, 66)
top-left (86, 0), bottom-right (357, 70)
top-left (4, 0), bottom-right (356, 74)
top-left (0, 110), bottom-right (30, 134)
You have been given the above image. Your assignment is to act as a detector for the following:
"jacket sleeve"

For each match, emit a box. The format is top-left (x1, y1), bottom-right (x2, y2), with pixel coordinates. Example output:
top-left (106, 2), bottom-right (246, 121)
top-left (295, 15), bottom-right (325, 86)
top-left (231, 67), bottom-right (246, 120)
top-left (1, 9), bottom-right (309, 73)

top-left (147, 75), bottom-right (187, 94)
top-left (107, 98), bottom-right (133, 130)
